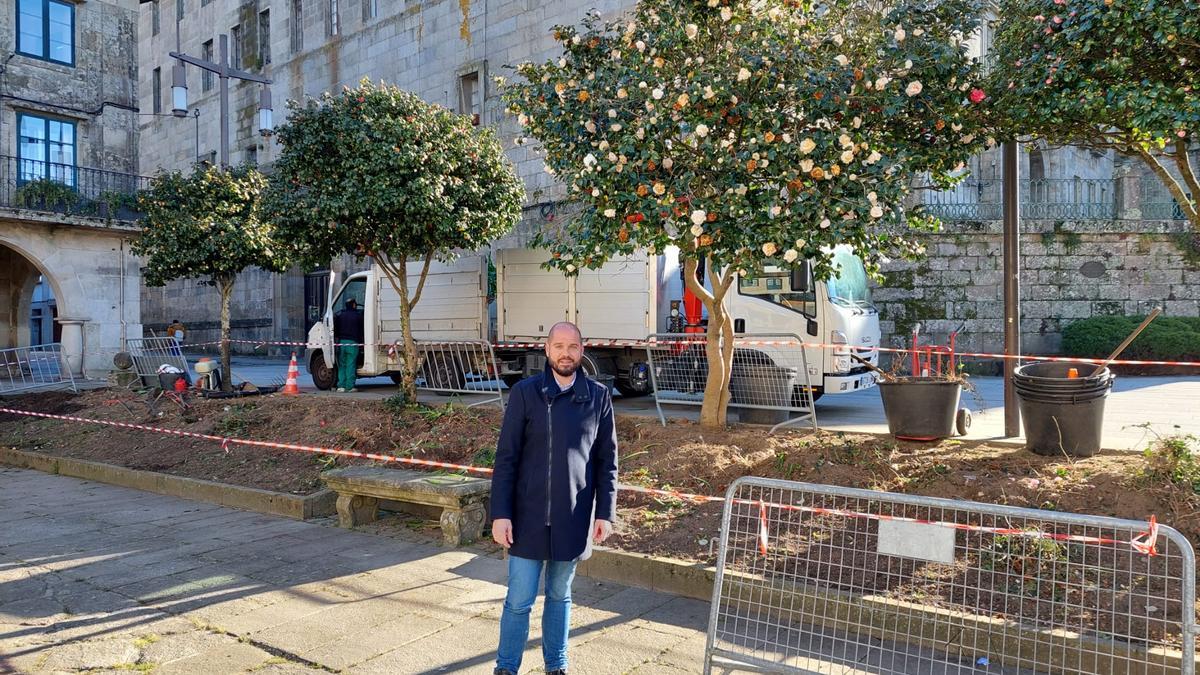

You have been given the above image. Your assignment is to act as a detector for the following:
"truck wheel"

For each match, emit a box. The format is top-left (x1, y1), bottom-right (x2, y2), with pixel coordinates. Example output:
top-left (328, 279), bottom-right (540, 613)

top-left (310, 353), bottom-right (335, 390)
top-left (422, 362), bottom-right (466, 395)
top-left (615, 381), bottom-right (650, 397)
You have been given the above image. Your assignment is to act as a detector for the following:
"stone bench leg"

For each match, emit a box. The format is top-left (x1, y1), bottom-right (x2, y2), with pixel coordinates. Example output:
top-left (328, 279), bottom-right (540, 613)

top-left (336, 493), bottom-right (379, 528)
top-left (440, 503), bottom-right (486, 547)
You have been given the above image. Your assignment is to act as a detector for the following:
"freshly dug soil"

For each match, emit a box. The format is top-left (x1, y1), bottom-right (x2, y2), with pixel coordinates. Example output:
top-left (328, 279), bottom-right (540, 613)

top-left (2, 388), bottom-right (1196, 645)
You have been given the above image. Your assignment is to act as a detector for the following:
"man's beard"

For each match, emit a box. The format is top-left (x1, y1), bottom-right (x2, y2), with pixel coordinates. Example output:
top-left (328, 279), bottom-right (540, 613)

top-left (551, 358), bottom-right (580, 377)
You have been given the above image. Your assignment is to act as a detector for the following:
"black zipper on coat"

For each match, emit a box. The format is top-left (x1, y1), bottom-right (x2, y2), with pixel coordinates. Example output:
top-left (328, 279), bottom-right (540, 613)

top-left (545, 394), bottom-right (553, 527)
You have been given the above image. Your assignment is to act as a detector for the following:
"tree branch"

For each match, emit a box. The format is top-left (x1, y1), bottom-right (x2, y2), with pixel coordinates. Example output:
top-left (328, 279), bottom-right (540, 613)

top-left (1135, 146), bottom-right (1200, 225)
top-left (407, 251), bottom-right (435, 309)
top-left (1172, 139), bottom-right (1200, 214)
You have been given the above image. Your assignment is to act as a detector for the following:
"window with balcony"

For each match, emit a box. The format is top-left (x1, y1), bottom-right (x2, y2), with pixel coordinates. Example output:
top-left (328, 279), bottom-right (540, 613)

top-left (17, 113), bottom-right (77, 187)
top-left (16, 0), bottom-right (75, 66)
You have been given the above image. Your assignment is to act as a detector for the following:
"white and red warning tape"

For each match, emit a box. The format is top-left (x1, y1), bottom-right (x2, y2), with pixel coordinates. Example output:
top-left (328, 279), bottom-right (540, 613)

top-left (0, 406), bottom-right (1159, 556)
top-left (177, 337), bottom-right (1200, 368)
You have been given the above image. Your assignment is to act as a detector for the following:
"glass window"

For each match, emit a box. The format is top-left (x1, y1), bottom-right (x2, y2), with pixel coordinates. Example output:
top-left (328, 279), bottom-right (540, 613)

top-left (334, 278), bottom-right (366, 312)
top-left (290, 0), bottom-right (303, 53)
top-left (458, 72), bottom-right (481, 125)
top-left (739, 264), bottom-right (816, 316)
top-left (17, 113), bottom-right (76, 186)
top-left (17, 0), bottom-right (74, 65)
top-left (329, 0), bottom-right (340, 36)
top-left (826, 246), bottom-right (874, 310)
top-left (201, 40), bottom-right (214, 91)
top-left (152, 67), bottom-right (162, 114)
top-left (152, 1), bottom-right (160, 36)
top-left (231, 24), bottom-right (242, 69)
top-left (363, 0), bottom-right (377, 20)
top-left (258, 10), bottom-right (271, 65)
top-left (177, 0), bottom-right (184, 21)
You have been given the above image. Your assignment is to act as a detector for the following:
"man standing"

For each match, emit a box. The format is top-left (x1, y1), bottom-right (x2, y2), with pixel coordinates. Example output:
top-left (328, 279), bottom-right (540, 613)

top-left (333, 298), bottom-right (364, 393)
top-left (166, 319), bottom-right (186, 356)
top-left (491, 322), bottom-right (618, 675)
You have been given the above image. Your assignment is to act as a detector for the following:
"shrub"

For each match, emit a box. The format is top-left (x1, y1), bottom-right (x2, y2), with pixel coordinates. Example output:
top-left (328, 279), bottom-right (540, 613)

top-left (1061, 315), bottom-right (1200, 362)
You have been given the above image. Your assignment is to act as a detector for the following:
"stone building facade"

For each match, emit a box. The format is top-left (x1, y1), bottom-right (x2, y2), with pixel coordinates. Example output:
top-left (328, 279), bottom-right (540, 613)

top-left (135, 0), bottom-right (1187, 357)
top-left (0, 0), bottom-right (143, 377)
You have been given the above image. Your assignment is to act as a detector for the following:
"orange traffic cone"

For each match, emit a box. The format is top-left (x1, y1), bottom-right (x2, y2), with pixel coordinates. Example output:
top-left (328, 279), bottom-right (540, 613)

top-left (282, 352), bottom-right (301, 395)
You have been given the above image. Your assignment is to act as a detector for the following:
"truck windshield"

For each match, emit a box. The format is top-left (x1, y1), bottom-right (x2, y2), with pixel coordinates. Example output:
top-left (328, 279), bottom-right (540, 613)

top-left (737, 265), bottom-right (816, 316)
top-left (826, 247), bottom-right (873, 310)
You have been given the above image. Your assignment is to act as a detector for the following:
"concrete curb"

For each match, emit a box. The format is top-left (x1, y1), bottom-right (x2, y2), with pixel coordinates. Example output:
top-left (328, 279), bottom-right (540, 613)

top-left (578, 547), bottom-right (1196, 675)
top-left (0, 447), bottom-right (336, 520)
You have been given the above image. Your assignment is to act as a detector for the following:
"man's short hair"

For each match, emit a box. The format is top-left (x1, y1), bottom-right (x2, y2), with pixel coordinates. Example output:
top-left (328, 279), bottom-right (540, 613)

top-left (547, 321), bottom-right (583, 343)
top-left (345, 298), bottom-right (358, 308)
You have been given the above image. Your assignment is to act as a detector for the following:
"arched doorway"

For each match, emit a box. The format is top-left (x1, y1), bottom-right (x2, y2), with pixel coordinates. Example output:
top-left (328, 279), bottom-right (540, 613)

top-left (0, 242), bottom-right (65, 349)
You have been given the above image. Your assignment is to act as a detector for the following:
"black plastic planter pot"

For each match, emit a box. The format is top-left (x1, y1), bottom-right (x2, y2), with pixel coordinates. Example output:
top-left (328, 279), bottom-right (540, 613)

top-left (1014, 362), bottom-right (1114, 457)
top-left (878, 379), bottom-right (962, 440)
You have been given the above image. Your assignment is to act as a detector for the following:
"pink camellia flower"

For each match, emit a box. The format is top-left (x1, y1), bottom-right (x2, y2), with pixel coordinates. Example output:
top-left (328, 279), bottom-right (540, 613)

top-left (1033, 14), bottom-right (1044, 21)
top-left (1179, 130), bottom-right (1189, 138)
top-left (969, 88), bottom-right (986, 103)
top-left (1053, 15), bottom-right (1063, 23)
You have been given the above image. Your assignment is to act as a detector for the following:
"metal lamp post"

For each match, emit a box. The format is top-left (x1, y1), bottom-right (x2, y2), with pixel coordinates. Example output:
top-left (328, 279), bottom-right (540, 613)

top-left (170, 34), bottom-right (272, 168)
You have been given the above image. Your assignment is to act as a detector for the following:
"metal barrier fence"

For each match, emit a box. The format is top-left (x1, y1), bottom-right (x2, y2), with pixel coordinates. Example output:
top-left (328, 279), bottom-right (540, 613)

top-left (414, 340), bottom-right (505, 410)
top-left (124, 337), bottom-right (189, 388)
top-left (645, 333), bottom-right (817, 433)
top-left (0, 343), bottom-right (76, 395)
top-left (705, 477), bottom-right (1196, 674)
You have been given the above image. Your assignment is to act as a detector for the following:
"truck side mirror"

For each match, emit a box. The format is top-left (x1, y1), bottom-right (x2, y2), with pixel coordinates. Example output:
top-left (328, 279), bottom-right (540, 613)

top-left (791, 262), bottom-right (810, 292)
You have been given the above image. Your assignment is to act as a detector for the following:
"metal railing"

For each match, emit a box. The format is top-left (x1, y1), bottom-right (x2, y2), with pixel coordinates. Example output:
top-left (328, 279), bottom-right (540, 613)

top-left (705, 477), bottom-right (1196, 674)
top-left (1140, 178), bottom-right (1191, 221)
top-left (124, 337), bottom-right (189, 389)
top-left (0, 343), bottom-right (76, 395)
top-left (645, 333), bottom-right (817, 433)
top-left (413, 340), bottom-right (505, 410)
top-left (0, 155), bottom-right (148, 220)
top-left (917, 178), bottom-right (1118, 220)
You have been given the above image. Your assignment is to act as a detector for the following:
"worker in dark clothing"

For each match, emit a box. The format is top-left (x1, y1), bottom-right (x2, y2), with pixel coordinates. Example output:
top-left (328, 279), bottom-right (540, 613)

top-left (489, 321), bottom-right (618, 675)
top-left (333, 298), bottom-right (364, 392)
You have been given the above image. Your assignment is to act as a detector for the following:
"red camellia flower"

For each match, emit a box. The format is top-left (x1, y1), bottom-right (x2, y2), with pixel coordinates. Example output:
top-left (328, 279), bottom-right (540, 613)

top-left (969, 88), bottom-right (986, 103)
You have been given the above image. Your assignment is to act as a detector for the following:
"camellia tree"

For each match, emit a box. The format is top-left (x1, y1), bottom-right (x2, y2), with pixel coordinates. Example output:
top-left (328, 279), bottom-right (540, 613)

top-left (265, 79), bottom-right (525, 402)
top-left (503, 0), bottom-right (992, 428)
top-left (135, 164), bottom-right (289, 391)
top-left (986, 0), bottom-right (1199, 228)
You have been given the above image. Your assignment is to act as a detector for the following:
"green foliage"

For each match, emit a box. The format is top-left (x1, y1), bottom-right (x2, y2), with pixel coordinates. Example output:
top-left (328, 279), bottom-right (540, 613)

top-left (980, 529), bottom-right (1068, 577)
top-left (1140, 433), bottom-right (1200, 494)
top-left (472, 445), bottom-right (497, 468)
top-left (134, 164), bottom-right (290, 287)
top-left (501, 0), bottom-right (993, 281)
top-left (1061, 315), bottom-right (1200, 361)
top-left (14, 178), bottom-right (79, 211)
top-left (382, 392), bottom-right (411, 416)
top-left (985, 0), bottom-right (1200, 228)
top-left (265, 79), bottom-right (525, 272)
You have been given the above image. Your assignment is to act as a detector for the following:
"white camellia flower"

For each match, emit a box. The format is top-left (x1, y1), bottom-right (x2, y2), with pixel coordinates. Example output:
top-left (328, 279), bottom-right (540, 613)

top-left (604, 208), bottom-right (616, 218)
top-left (951, 122), bottom-right (963, 132)
top-left (585, 120), bottom-right (596, 133)
top-left (611, 124), bottom-right (622, 132)
top-left (583, 153), bottom-right (597, 167)
top-left (870, 205), bottom-right (885, 219)
top-left (721, 7), bottom-right (733, 21)
top-left (617, 88), bottom-right (628, 99)
top-left (867, 150), bottom-right (882, 163)
top-left (769, 205), bottom-right (782, 217)
top-left (737, 67), bottom-right (752, 81)
top-left (820, 218), bottom-right (831, 228)
top-left (914, 28), bottom-right (924, 36)
top-left (695, 124), bottom-right (709, 137)
top-left (690, 210), bottom-right (707, 226)
top-left (835, 54), bottom-right (849, 66)
top-left (636, 128), bottom-right (645, 140)
top-left (840, 150), bottom-right (854, 164)
top-left (690, 223), bottom-right (704, 237)
top-left (875, 76), bottom-right (891, 90)
top-left (894, 26), bottom-right (906, 42)
top-left (799, 138), bottom-right (816, 154)
top-left (591, 188), bottom-right (600, 197)
top-left (906, 81), bottom-right (923, 96)
top-left (566, 264), bottom-right (576, 272)
top-left (762, 242), bottom-right (778, 256)
top-left (783, 248), bottom-right (799, 263)
top-left (839, 134), bottom-right (852, 148)
top-left (607, 152), bottom-right (618, 162)
top-left (608, 109), bottom-right (617, 118)
top-left (800, 159), bottom-right (814, 172)
top-left (904, 59), bottom-right (913, 69)
top-left (832, 34), bottom-right (844, 45)
top-left (795, 238), bottom-right (807, 249)
top-left (868, 191), bottom-right (878, 202)
top-left (517, 113), bottom-right (528, 126)
top-left (782, 133), bottom-right (792, 143)
top-left (652, 88), bottom-right (664, 99)
top-left (703, 85), bottom-right (715, 100)
top-left (635, 40), bottom-right (646, 52)
top-left (686, 23), bottom-right (699, 39)
top-left (662, 157), bottom-right (673, 169)
top-left (853, 116), bottom-right (862, 129)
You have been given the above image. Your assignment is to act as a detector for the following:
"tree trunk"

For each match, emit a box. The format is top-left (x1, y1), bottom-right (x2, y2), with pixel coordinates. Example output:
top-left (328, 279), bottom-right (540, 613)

top-left (682, 257), bottom-right (736, 429)
top-left (375, 252), bottom-right (433, 405)
top-left (218, 275), bottom-right (234, 392)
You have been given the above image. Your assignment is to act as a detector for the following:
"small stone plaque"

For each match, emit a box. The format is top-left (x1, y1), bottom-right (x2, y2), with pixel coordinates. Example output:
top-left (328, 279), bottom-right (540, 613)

top-left (877, 519), bottom-right (956, 563)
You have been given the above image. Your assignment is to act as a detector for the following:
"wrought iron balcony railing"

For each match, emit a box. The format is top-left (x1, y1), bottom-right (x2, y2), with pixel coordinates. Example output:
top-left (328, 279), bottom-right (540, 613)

top-left (0, 155), bottom-right (149, 222)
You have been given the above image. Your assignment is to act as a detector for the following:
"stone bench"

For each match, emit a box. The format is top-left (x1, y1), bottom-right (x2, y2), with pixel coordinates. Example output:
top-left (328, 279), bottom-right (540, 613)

top-left (321, 466), bottom-right (490, 547)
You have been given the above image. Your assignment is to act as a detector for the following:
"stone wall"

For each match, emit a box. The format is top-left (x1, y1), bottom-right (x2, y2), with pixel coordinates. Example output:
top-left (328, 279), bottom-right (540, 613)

top-left (875, 219), bottom-right (1200, 362)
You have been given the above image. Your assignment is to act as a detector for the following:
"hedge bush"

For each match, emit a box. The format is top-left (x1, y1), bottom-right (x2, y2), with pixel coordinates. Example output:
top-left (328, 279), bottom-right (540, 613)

top-left (1061, 315), bottom-right (1200, 361)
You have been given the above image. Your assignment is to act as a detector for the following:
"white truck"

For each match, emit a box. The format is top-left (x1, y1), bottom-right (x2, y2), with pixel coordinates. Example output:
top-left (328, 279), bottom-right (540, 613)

top-left (305, 246), bottom-right (880, 401)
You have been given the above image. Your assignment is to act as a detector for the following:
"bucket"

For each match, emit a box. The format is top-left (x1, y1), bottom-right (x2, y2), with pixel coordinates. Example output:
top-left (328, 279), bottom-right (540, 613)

top-left (878, 379), bottom-right (962, 440)
top-left (1014, 362), bottom-right (1114, 457)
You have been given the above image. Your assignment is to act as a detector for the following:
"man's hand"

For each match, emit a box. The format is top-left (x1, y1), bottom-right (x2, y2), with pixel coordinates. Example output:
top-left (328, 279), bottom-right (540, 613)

top-left (593, 519), bottom-right (613, 544)
top-left (492, 518), bottom-right (513, 548)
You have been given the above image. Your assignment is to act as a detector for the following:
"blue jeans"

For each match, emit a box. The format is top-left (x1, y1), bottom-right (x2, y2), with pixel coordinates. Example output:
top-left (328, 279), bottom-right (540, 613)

top-left (496, 555), bottom-right (577, 673)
